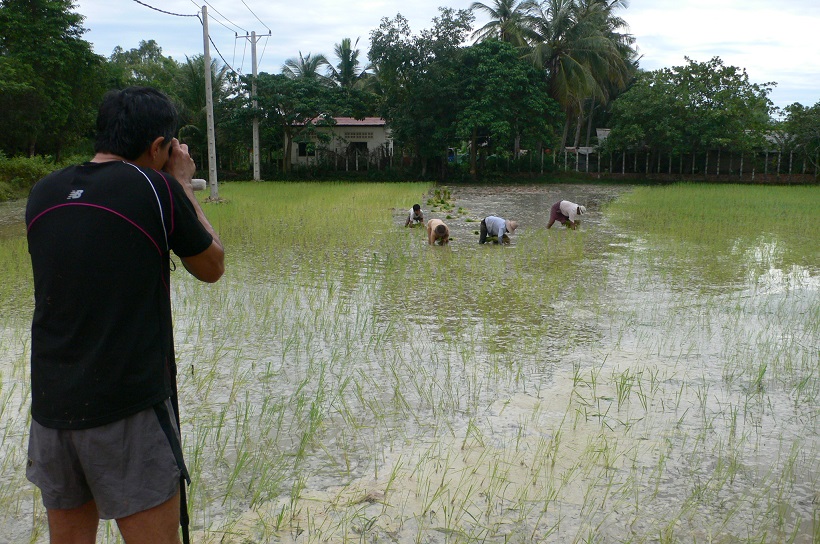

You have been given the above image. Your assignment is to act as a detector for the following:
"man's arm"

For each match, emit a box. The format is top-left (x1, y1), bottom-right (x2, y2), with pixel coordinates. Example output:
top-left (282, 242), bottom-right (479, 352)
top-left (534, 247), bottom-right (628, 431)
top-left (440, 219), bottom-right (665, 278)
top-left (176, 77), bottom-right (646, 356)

top-left (164, 139), bottom-right (224, 283)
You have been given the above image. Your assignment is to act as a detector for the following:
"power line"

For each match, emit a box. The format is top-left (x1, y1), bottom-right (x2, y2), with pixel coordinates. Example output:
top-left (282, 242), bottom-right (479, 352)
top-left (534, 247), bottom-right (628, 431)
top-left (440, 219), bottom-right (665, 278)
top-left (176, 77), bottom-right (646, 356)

top-left (187, 0), bottom-right (245, 35)
top-left (132, 0), bottom-right (198, 17)
top-left (203, 0), bottom-right (248, 34)
top-left (181, 10), bottom-right (238, 75)
top-left (240, 0), bottom-right (271, 33)
top-left (239, 38), bottom-right (249, 75)
top-left (207, 31), bottom-right (239, 75)
top-left (205, 10), bottom-right (243, 35)
top-left (258, 34), bottom-right (270, 67)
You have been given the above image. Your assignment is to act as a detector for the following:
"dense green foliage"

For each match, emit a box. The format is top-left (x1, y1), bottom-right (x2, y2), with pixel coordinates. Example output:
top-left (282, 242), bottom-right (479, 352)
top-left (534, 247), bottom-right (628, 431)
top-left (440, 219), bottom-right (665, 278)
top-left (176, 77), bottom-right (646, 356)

top-left (456, 39), bottom-right (559, 176)
top-left (369, 9), bottom-right (476, 176)
top-left (0, 0), bottom-right (816, 188)
top-left (605, 57), bottom-right (774, 156)
top-left (779, 102), bottom-right (820, 170)
top-left (0, 0), bottom-right (107, 159)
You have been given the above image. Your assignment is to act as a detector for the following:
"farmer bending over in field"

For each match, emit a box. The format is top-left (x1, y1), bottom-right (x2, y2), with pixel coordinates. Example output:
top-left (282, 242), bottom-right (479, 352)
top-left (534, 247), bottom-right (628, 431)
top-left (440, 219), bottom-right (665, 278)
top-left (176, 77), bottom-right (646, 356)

top-left (547, 200), bottom-right (586, 230)
top-left (405, 203), bottom-right (424, 227)
top-left (479, 215), bottom-right (518, 244)
top-left (427, 218), bottom-right (450, 245)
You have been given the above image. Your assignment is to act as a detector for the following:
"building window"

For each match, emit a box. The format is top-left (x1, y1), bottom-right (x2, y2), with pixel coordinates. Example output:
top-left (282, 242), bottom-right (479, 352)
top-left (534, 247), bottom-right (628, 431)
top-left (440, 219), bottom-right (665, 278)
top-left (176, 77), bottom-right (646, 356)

top-left (343, 131), bottom-right (375, 140)
top-left (298, 142), bottom-right (315, 157)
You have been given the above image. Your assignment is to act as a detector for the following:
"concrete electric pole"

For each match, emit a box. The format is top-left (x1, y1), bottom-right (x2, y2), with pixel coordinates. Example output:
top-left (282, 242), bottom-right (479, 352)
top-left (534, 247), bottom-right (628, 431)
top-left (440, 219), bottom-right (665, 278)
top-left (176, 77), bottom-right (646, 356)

top-left (201, 5), bottom-right (219, 199)
top-left (237, 30), bottom-right (269, 181)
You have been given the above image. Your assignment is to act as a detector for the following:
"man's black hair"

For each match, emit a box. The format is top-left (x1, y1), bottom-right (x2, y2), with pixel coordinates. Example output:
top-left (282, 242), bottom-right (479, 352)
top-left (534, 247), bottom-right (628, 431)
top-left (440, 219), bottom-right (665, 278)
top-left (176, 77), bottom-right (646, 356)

top-left (94, 86), bottom-right (178, 161)
top-left (412, 204), bottom-right (421, 211)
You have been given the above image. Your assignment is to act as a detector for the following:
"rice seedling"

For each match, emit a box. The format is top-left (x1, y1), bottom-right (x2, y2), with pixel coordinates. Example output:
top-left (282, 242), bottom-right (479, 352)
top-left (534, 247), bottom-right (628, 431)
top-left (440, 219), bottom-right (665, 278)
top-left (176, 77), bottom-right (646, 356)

top-left (0, 181), bottom-right (817, 542)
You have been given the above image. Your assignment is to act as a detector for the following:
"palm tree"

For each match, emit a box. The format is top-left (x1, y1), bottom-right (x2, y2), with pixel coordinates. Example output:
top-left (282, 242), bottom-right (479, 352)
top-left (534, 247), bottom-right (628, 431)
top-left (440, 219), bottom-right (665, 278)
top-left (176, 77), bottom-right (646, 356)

top-left (470, 0), bottom-right (530, 46)
top-left (281, 51), bottom-right (330, 81)
top-left (328, 37), bottom-right (370, 89)
top-left (174, 54), bottom-right (231, 166)
top-left (522, 0), bottom-right (635, 148)
top-left (567, 0), bottom-right (637, 146)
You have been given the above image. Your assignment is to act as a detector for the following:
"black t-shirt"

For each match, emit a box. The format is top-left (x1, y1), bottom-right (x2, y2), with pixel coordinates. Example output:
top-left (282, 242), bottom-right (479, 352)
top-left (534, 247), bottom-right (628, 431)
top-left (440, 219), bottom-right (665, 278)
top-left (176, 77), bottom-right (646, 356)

top-left (26, 161), bottom-right (213, 429)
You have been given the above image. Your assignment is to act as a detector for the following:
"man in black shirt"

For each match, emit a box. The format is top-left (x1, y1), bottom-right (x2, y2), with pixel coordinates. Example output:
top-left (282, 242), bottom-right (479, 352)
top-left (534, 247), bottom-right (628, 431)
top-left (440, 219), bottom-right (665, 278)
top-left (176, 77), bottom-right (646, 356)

top-left (26, 87), bottom-right (224, 543)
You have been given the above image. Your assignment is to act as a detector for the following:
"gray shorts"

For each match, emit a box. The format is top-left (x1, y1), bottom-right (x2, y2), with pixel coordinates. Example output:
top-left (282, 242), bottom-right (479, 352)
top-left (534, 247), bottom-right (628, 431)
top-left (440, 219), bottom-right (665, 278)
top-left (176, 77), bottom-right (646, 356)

top-left (26, 398), bottom-right (183, 519)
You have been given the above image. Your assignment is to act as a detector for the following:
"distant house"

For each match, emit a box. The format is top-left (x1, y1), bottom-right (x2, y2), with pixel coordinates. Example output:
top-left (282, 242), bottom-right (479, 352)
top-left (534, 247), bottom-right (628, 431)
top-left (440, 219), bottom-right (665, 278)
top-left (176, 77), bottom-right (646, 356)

top-left (289, 117), bottom-right (393, 166)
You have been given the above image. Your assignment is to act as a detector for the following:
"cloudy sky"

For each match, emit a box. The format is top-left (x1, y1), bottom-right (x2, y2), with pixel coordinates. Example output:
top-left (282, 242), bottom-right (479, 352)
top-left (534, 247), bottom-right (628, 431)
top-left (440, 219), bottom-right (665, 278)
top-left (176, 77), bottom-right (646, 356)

top-left (75, 0), bottom-right (819, 110)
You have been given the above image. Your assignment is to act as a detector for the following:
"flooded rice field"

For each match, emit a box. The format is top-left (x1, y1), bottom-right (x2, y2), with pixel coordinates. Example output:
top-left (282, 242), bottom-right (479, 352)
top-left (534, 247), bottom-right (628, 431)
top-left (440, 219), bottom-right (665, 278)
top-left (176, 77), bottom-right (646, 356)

top-left (0, 183), bottom-right (817, 543)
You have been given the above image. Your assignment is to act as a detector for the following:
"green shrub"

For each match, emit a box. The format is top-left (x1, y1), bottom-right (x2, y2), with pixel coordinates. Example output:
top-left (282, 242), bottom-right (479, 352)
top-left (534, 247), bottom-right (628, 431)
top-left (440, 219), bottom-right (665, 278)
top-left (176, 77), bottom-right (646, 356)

top-left (0, 154), bottom-right (55, 197)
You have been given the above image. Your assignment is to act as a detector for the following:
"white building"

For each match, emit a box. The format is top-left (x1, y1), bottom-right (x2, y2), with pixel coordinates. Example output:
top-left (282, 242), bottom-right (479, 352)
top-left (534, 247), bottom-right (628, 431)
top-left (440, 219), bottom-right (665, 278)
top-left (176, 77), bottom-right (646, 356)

top-left (289, 117), bottom-right (393, 166)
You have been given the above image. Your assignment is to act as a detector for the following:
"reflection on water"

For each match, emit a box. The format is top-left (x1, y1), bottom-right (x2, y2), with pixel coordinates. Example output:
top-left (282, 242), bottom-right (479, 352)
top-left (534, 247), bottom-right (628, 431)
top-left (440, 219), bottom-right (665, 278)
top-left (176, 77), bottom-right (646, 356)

top-left (0, 184), bottom-right (817, 543)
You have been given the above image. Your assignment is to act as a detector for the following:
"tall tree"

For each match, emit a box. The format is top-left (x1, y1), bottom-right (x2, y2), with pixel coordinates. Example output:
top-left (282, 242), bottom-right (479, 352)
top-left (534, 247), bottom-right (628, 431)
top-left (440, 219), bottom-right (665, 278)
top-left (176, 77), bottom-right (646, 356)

top-left (173, 55), bottom-right (232, 169)
top-left (107, 39), bottom-right (180, 93)
top-left (522, 0), bottom-right (635, 149)
top-left (282, 51), bottom-right (330, 81)
top-left (0, 0), bottom-right (106, 157)
top-left (470, 0), bottom-right (529, 46)
top-left (605, 57), bottom-right (774, 164)
top-left (456, 39), bottom-right (559, 178)
top-left (369, 8), bottom-right (475, 177)
top-left (251, 73), bottom-right (338, 172)
top-left (780, 101), bottom-right (820, 171)
top-left (328, 37), bottom-right (370, 89)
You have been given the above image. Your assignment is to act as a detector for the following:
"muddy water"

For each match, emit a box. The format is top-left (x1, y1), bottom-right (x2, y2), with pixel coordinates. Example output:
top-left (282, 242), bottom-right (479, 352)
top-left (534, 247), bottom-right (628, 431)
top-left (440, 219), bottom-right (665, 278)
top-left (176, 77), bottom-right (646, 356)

top-left (0, 184), bottom-right (817, 543)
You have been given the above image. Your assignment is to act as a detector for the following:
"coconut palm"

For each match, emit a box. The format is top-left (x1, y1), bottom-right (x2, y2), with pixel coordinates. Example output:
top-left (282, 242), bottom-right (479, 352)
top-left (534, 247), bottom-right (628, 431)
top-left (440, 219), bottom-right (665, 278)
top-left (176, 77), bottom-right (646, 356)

top-left (522, 0), bottom-right (635, 147)
top-left (281, 51), bottom-right (330, 81)
top-left (174, 54), bottom-right (231, 166)
top-left (328, 37), bottom-right (370, 89)
top-left (470, 0), bottom-right (530, 46)
top-left (568, 0), bottom-right (637, 145)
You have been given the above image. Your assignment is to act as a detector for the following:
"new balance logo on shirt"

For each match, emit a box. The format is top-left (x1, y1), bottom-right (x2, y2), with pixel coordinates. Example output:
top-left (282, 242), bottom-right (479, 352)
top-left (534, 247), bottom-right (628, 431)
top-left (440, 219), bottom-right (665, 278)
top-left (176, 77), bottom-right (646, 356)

top-left (67, 190), bottom-right (84, 200)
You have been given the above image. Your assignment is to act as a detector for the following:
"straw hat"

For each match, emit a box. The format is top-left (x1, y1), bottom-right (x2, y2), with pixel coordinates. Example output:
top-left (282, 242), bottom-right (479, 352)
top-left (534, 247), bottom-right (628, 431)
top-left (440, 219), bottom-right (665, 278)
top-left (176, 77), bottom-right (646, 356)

top-left (578, 205), bottom-right (586, 215)
top-left (505, 220), bottom-right (518, 233)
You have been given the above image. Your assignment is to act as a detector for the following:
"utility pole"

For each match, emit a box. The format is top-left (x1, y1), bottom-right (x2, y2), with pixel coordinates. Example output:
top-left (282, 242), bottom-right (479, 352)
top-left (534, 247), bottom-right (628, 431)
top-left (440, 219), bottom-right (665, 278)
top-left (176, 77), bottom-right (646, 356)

top-left (237, 30), bottom-right (269, 181)
top-left (202, 5), bottom-right (219, 199)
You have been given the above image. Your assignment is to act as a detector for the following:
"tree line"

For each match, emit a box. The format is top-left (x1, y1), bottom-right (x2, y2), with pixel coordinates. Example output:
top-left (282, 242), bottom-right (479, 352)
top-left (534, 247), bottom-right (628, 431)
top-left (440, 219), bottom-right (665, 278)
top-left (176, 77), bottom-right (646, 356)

top-left (1, 0), bottom-right (817, 182)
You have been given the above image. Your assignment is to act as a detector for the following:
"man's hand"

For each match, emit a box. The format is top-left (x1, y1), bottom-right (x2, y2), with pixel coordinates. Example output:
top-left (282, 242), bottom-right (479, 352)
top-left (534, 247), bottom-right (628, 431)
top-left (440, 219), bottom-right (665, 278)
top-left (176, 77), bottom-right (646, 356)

top-left (162, 138), bottom-right (196, 189)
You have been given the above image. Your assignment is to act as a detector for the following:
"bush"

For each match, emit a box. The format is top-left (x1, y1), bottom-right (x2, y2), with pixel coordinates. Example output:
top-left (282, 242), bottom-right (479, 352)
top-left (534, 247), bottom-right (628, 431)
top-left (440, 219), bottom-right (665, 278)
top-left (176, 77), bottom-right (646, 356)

top-left (0, 154), bottom-right (89, 201)
top-left (0, 154), bottom-right (56, 198)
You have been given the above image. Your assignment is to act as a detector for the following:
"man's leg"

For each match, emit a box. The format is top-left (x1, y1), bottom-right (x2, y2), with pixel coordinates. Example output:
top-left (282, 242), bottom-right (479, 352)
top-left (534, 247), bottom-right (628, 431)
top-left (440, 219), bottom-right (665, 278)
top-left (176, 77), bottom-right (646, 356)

top-left (479, 219), bottom-right (488, 244)
top-left (47, 500), bottom-right (99, 544)
top-left (116, 491), bottom-right (181, 544)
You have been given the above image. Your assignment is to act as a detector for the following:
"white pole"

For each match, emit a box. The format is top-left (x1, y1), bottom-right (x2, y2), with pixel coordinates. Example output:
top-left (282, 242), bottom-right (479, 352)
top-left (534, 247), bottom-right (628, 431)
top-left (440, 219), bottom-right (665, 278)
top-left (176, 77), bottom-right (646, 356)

top-left (202, 6), bottom-right (218, 199)
top-left (251, 31), bottom-right (260, 181)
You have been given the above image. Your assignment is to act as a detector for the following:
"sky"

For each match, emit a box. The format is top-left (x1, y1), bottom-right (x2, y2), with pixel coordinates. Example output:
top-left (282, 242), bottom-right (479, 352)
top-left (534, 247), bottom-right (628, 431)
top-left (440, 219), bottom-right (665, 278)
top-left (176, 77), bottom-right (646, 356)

top-left (75, 0), bottom-right (819, 111)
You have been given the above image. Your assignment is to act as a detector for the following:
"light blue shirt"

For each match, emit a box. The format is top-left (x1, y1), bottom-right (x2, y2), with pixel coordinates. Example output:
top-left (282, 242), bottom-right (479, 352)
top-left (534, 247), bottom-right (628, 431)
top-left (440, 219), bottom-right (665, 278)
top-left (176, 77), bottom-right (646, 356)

top-left (484, 215), bottom-right (508, 239)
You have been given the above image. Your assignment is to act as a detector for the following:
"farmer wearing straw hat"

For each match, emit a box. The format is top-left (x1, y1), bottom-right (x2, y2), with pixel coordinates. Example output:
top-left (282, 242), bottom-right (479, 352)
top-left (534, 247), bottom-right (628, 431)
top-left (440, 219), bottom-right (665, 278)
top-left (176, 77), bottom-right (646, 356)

top-left (479, 215), bottom-right (518, 244)
top-left (547, 200), bottom-right (587, 230)
top-left (25, 87), bottom-right (224, 544)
